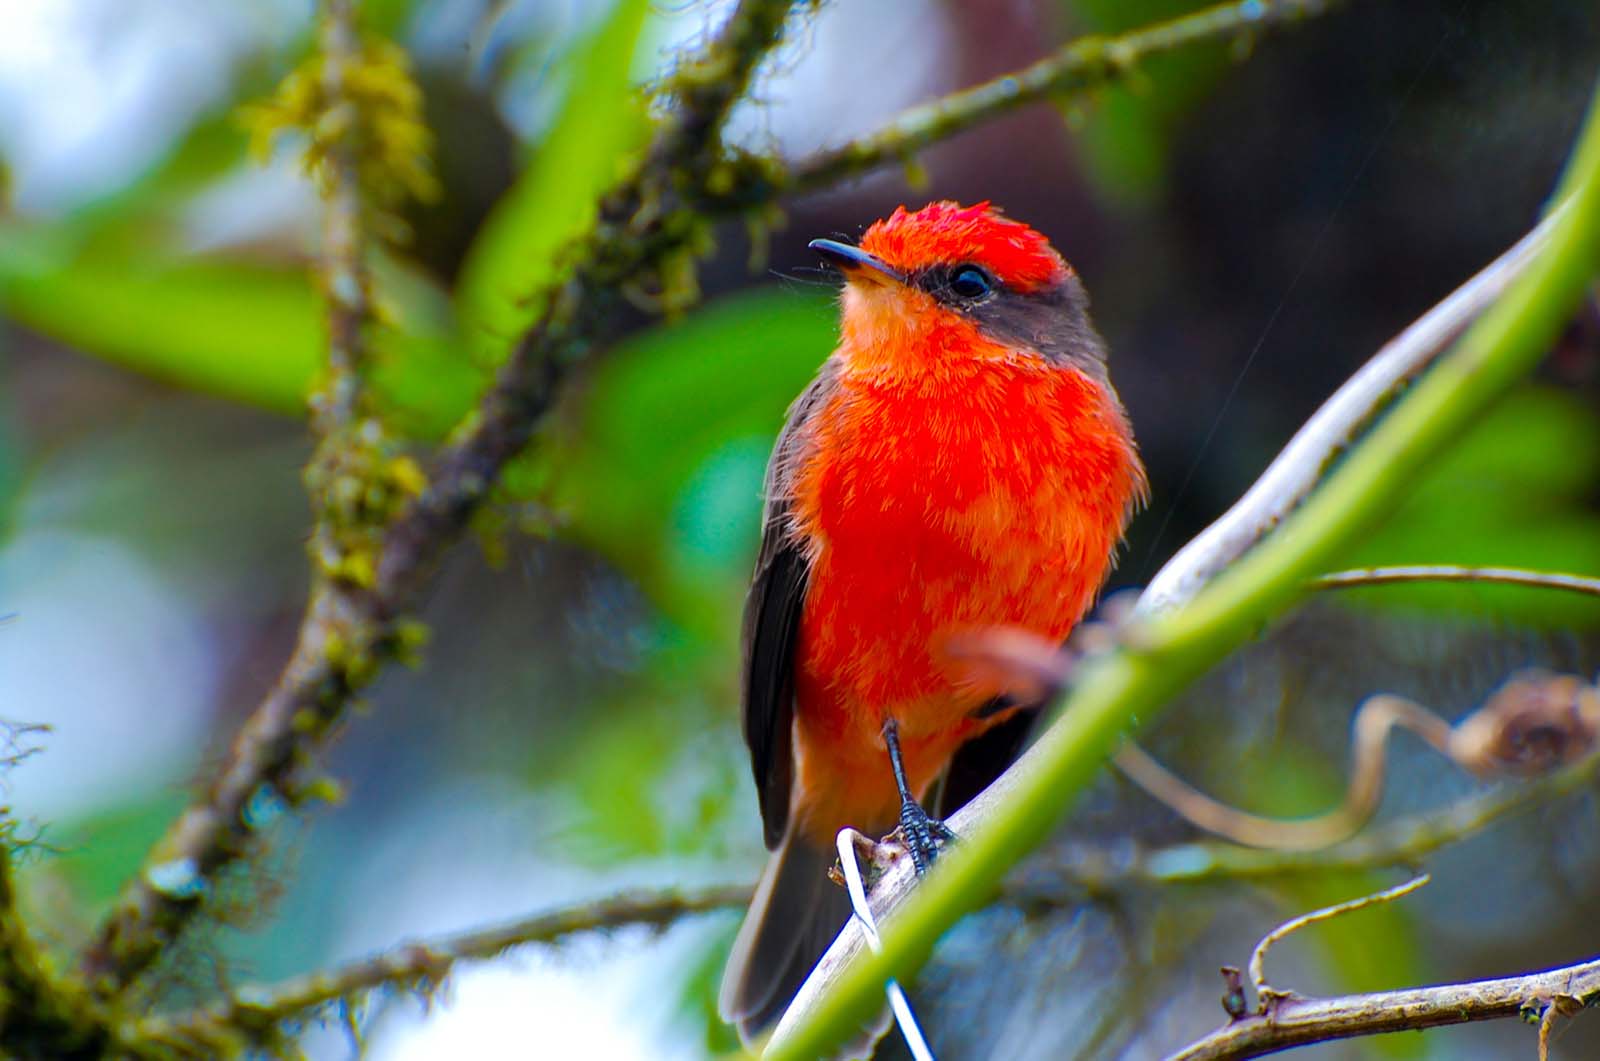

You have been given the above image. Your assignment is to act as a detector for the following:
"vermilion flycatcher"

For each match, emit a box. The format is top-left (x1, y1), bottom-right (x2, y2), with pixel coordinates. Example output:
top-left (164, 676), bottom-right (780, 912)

top-left (719, 201), bottom-right (1145, 1040)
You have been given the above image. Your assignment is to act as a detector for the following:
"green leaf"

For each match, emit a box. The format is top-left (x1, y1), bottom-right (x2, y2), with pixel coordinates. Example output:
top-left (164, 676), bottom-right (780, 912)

top-left (548, 287), bottom-right (837, 637)
top-left (454, 0), bottom-right (653, 365)
top-left (0, 225), bottom-right (482, 438)
top-left (1066, 0), bottom-right (1233, 204)
top-left (1336, 386), bottom-right (1600, 626)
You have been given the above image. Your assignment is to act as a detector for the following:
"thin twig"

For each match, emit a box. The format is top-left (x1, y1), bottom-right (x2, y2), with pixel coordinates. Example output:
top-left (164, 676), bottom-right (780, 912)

top-left (1315, 565), bottom-right (1600, 599)
top-left (137, 885), bottom-right (751, 1046)
top-left (1247, 874), bottom-right (1430, 1007)
top-left (716, 0), bottom-right (1344, 204)
top-left (1167, 955), bottom-right (1600, 1061)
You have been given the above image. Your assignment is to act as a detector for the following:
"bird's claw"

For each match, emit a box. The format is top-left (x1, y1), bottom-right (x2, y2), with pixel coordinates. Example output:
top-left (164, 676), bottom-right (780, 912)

top-left (897, 798), bottom-right (956, 877)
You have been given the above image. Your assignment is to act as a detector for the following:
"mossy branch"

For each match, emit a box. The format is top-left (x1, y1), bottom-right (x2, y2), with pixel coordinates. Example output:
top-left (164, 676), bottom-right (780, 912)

top-left (765, 76), bottom-right (1600, 1061)
top-left (0, 840), bottom-right (185, 1060)
top-left (136, 885), bottom-right (751, 1049)
top-left (711, 0), bottom-right (1342, 206)
top-left (79, 0), bottom-right (798, 1001)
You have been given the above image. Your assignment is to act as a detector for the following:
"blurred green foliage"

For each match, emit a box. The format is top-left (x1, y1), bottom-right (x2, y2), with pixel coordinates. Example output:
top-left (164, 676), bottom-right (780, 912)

top-left (1067, 0), bottom-right (1231, 204)
top-left (456, 0), bottom-right (653, 367)
top-left (550, 288), bottom-right (835, 639)
top-left (1338, 386), bottom-right (1600, 626)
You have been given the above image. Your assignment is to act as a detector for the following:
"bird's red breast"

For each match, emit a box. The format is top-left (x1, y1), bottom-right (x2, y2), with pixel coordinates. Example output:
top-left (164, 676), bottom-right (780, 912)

top-left (720, 202), bottom-right (1144, 1040)
top-left (779, 202), bottom-right (1145, 843)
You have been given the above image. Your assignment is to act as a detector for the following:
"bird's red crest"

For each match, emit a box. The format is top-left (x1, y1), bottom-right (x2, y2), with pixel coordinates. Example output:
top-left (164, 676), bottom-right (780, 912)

top-left (858, 201), bottom-right (1069, 293)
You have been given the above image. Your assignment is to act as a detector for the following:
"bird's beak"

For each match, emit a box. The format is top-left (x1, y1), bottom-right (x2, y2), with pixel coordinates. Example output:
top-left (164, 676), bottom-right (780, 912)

top-left (809, 238), bottom-right (904, 285)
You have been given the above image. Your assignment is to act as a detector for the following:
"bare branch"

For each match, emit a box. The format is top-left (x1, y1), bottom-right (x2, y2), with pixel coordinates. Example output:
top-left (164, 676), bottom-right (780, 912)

top-left (1246, 875), bottom-right (1430, 1006)
top-left (1166, 955), bottom-right (1600, 1061)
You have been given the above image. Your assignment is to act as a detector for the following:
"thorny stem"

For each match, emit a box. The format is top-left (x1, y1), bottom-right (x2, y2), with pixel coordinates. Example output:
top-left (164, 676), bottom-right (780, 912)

top-left (1245, 875), bottom-right (1432, 1006)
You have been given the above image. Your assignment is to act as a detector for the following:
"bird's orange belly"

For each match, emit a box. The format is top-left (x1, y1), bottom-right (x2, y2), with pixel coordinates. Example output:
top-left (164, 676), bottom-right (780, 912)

top-left (785, 373), bottom-right (1127, 840)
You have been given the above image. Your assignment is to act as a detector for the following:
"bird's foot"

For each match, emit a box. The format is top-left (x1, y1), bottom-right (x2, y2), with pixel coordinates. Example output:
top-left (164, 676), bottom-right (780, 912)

top-left (897, 797), bottom-right (956, 877)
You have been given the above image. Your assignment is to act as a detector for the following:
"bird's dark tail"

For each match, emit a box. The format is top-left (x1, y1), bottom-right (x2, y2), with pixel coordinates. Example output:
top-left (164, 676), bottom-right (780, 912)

top-left (719, 832), bottom-right (853, 1044)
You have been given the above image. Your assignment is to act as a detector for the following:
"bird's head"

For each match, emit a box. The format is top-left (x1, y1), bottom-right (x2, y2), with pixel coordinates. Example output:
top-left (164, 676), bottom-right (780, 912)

top-left (810, 201), bottom-right (1107, 378)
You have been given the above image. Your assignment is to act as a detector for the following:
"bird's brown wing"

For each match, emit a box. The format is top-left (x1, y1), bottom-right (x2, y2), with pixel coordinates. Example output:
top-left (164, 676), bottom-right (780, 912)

top-left (742, 358), bottom-right (839, 849)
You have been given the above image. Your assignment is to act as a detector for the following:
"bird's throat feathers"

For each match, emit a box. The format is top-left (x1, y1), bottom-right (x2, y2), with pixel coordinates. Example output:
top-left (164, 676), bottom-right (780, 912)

top-left (836, 282), bottom-right (1020, 380)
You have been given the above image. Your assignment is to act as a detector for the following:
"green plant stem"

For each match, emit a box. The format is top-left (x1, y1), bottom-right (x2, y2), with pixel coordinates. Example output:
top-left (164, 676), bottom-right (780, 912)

top-left (766, 75), bottom-right (1600, 1061)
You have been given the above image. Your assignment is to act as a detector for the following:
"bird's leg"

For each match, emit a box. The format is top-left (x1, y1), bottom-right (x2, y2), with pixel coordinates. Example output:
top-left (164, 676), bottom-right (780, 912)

top-left (882, 717), bottom-right (955, 876)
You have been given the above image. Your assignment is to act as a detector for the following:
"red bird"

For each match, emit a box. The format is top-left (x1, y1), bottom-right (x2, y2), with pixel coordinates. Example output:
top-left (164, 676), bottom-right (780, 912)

top-left (719, 201), bottom-right (1145, 1041)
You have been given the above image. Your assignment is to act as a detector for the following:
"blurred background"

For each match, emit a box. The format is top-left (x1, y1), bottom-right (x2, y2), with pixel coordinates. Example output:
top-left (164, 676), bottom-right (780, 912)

top-left (1, 0), bottom-right (1599, 1058)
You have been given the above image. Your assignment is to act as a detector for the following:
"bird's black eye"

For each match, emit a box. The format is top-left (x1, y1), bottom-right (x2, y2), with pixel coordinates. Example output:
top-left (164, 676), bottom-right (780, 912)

top-left (949, 265), bottom-right (993, 300)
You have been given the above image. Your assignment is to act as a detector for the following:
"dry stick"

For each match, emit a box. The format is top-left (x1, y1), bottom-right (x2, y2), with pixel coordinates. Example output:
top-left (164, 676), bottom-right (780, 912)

top-left (80, 0), bottom-right (798, 997)
top-left (81, 0), bottom-right (1350, 1003)
top-left (1247, 874), bottom-right (1431, 1007)
top-left (772, 199), bottom-right (1571, 1048)
top-left (1167, 958), bottom-right (1600, 1061)
top-left (136, 885), bottom-right (752, 1046)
